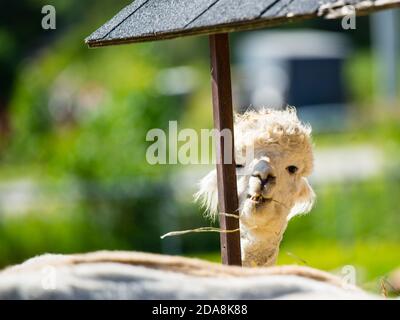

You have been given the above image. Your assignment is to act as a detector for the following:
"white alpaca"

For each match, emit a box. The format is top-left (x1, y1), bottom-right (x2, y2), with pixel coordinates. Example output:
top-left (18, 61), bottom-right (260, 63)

top-left (195, 108), bottom-right (315, 267)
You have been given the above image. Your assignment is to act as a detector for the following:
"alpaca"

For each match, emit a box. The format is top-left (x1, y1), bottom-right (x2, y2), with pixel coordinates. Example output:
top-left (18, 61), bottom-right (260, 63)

top-left (195, 108), bottom-right (315, 267)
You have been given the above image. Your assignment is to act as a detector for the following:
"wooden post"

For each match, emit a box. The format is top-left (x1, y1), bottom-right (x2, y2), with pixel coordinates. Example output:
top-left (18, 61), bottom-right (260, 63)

top-left (209, 33), bottom-right (241, 266)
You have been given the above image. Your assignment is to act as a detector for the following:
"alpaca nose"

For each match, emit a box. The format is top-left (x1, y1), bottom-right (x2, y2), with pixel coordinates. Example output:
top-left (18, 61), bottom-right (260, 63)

top-left (252, 160), bottom-right (275, 186)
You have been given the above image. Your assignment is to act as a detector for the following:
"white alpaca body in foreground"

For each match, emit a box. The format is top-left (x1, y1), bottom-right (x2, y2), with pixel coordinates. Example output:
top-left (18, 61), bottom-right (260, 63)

top-left (0, 251), bottom-right (369, 299)
top-left (196, 108), bottom-right (315, 267)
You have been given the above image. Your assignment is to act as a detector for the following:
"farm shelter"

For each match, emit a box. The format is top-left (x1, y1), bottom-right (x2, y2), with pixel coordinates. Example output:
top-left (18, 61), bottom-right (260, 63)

top-left (86, 0), bottom-right (400, 266)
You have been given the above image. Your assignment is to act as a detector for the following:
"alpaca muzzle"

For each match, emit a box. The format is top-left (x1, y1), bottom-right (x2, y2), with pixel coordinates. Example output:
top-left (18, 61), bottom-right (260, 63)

top-left (251, 160), bottom-right (276, 188)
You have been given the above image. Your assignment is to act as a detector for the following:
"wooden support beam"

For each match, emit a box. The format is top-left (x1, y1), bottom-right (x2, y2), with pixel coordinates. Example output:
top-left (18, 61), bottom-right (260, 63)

top-left (209, 33), bottom-right (241, 266)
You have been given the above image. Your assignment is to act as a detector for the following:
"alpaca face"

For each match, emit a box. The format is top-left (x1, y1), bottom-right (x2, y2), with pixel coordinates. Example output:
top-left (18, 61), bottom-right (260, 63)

top-left (195, 108), bottom-right (315, 228)
top-left (235, 142), bottom-right (315, 229)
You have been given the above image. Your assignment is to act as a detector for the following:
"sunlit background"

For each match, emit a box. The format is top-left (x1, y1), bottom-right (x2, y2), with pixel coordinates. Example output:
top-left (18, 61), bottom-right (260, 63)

top-left (1, 1), bottom-right (399, 295)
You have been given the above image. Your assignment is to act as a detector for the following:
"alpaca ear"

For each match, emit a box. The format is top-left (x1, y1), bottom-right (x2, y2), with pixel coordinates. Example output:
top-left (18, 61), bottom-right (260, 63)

top-left (288, 178), bottom-right (315, 220)
top-left (194, 170), bottom-right (218, 220)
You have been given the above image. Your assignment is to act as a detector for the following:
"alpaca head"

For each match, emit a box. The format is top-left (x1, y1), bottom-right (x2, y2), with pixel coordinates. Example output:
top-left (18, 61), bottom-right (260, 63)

top-left (195, 108), bottom-right (315, 229)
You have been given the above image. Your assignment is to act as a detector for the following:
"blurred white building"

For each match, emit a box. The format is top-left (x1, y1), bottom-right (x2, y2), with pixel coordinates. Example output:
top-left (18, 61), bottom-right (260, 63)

top-left (236, 30), bottom-right (351, 132)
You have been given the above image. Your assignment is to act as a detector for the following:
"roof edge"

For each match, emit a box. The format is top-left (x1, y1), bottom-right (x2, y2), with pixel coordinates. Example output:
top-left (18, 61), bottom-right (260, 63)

top-left (85, 1), bottom-right (400, 48)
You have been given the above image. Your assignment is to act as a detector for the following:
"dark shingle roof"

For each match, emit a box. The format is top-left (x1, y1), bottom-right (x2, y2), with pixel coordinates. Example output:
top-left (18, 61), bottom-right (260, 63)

top-left (86, 0), bottom-right (400, 47)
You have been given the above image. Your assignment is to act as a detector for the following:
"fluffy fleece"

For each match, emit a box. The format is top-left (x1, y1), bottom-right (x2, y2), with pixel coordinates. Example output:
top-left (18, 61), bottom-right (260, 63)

top-left (0, 251), bottom-right (370, 299)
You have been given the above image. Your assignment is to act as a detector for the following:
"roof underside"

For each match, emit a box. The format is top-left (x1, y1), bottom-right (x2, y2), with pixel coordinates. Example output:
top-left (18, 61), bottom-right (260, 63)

top-left (86, 0), bottom-right (400, 47)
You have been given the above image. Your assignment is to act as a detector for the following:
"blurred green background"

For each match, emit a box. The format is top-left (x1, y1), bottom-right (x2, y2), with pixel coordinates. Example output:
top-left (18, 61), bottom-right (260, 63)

top-left (0, 1), bottom-right (399, 295)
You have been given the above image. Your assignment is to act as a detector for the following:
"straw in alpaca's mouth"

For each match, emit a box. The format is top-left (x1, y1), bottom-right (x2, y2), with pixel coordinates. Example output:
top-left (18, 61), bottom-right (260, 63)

top-left (247, 194), bottom-right (272, 205)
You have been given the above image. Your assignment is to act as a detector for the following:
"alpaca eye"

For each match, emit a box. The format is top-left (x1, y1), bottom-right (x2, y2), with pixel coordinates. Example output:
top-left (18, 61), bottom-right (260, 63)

top-left (236, 164), bottom-right (244, 168)
top-left (287, 165), bottom-right (298, 174)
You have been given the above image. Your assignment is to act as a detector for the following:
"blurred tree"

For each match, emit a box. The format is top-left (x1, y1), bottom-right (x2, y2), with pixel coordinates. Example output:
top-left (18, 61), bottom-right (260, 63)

top-left (0, 0), bottom-right (128, 136)
top-left (0, 0), bottom-right (214, 261)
